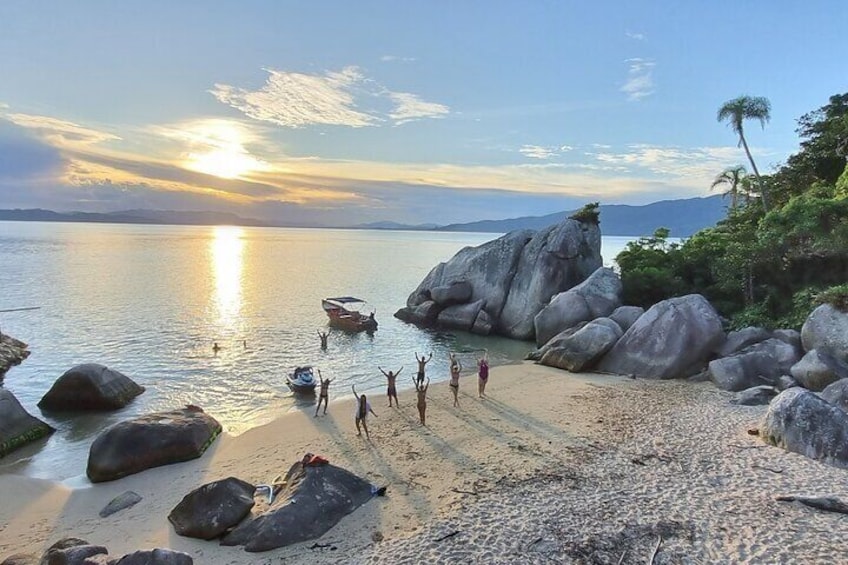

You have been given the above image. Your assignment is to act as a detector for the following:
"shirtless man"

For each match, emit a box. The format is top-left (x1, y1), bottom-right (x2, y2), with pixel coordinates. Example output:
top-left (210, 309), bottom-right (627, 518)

top-left (414, 377), bottom-right (430, 425)
top-left (379, 366), bottom-right (403, 407)
top-left (317, 330), bottom-right (328, 350)
top-left (314, 370), bottom-right (332, 417)
top-left (415, 352), bottom-right (433, 386)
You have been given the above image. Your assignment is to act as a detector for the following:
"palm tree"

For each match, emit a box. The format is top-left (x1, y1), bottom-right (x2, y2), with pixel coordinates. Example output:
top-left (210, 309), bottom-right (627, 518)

top-left (711, 165), bottom-right (747, 210)
top-left (717, 95), bottom-right (771, 211)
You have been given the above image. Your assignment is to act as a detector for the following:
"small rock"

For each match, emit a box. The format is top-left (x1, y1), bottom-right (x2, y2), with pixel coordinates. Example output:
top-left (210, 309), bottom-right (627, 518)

top-left (100, 491), bottom-right (143, 518)
top-left (371, 531), bottom-right (384, 543)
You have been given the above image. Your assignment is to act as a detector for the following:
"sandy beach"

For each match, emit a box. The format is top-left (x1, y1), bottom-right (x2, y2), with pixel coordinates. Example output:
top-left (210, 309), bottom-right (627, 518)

top-left (3, 362), bottom-right (848, 564)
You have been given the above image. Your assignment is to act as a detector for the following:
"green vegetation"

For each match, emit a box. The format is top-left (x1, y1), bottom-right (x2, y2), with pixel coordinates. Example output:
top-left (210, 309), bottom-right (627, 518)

top-left (616, 92), bottom-right (848, 329)
top-left (569, 202), bottom-right (600, 224)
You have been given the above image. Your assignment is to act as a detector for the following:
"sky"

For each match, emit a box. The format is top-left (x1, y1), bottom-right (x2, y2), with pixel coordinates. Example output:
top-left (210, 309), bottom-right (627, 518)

top-left (0, 1), bottom-right (846, 227)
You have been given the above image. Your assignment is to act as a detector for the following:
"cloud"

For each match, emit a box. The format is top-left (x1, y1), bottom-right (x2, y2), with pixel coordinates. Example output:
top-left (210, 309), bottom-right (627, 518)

top-left (380, 55), bottom-right (416, 63)
top-left (4, 113), bottom-right (121, 146)
top-left (211, 67), bottom-right (377, 128)
top-left (212, 66), bottom-right (449, 128)
top-left (625, 31), bottom-right (646, 41)
top-left (621, 58), bottom-right (655, 101)
top-left (388, 92), bottom-right (449, 125)
top-left (519, 144), bottom-right (574, 160)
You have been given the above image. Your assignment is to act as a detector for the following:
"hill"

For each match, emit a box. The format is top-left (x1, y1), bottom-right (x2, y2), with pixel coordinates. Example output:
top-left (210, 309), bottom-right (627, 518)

top-left (437, 195), bottom-right (726, 237)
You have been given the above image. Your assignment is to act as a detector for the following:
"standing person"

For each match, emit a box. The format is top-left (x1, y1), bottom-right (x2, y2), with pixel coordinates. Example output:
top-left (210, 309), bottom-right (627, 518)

top-left (448, 353), bottom-right (462, 407)
top-left (315, 370), bottom-right (332, 417)
top-left (317, 330), bottom-right (328, 350)
top-left (415, 352), bottom-right (433, 386)
top-left (212, 342), bottom-right (221, 355)
top-left (414, 377), bottom-right (429, 426)
top-left (351, 385), bottom-right (378, 439)
top-left (477, 350), bottom-right (489, 398)
top-left (379, 366), bottom-right (403, 407)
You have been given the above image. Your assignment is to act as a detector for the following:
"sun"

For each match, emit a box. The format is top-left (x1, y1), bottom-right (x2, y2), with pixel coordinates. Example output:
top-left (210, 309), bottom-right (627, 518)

top-left (180, 120), bottom-right (267, 179)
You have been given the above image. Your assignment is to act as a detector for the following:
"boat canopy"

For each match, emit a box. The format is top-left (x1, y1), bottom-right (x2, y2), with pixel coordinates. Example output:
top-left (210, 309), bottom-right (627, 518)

top-left (324, 296), bottom-right (366, 304)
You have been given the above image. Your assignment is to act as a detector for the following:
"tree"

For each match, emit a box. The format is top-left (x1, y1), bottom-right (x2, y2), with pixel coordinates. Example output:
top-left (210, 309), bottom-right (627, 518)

top-left (711, 165), bottom-right (747, 210)
top-left (718, 95), bottom-right (772, 211)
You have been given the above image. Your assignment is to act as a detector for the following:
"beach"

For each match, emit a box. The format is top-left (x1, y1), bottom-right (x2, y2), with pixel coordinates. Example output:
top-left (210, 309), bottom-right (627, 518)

top-left (2, 362), bottom-right (848, 564)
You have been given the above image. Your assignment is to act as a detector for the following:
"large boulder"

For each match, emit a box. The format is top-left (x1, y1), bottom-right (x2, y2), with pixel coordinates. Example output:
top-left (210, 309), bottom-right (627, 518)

top-left (713, 327), bottom-right (770, 358)
top-left (222, 460), bottom-right (376, 552)
top-left (608, 306), bottom-right (644, 333)
top-left (533, 267), bottom-right (622, 346)
top-left (395, 219), bottom-right (602, 340)
top-left (430, 281), bottom-right (472, 306)
top-left (0, 389), bottom-right (54, 457)
top-left (436, 300), bottom-right (486, 332)
top-left (772, 329), bottom-right (802, 351)
top-left (709, 338), bottom-right (801, 392)
top-left (39, 538), bottom-right (108, 565)
top-left (761, 387), bottom-right (848, 468)
top-left (38, 364), bottom-right (144, 411)
top-left (596, 295), bottom-right (724, 379)
top-left (497, 223), bottom-right (602, 340)
top-left (87, 406), bottom-right (221, 483)
top-left (168, 477), bottom-right (255, 540)
top-left (0, 333), bottom-right (30, 378)
top-left (114, 549), bottom-right (192, 565)
top-left (821, 379), bottom-right (848, 412)
top-left (791, 349), bottom-right (848, 392)
top-left (801, 304), bottom-right (848, 361)
top-left (539, 318), bottom-right (622, 372)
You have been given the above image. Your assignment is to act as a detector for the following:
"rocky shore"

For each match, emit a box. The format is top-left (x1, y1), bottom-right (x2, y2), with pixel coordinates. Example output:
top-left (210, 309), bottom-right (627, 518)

top-left (0, 332), bottom-right (29, 379)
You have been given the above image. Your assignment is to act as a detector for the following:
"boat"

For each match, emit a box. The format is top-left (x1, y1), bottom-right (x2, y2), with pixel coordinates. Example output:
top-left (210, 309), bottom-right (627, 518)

top-left (286, 366), bottom-right (317, 394)
top-left (321, 297), bottom-right (378, 333)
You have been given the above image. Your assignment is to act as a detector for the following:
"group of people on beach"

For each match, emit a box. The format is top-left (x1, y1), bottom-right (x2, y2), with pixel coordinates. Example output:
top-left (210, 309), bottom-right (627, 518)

top-left (313, 346), bottom-right (490, 439)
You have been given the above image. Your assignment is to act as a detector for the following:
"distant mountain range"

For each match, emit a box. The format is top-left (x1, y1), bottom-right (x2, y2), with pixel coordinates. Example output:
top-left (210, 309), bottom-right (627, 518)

top-left (0, 195), bottom-right (726, 237)
top-left (435, 195), bottom-right (725, 237)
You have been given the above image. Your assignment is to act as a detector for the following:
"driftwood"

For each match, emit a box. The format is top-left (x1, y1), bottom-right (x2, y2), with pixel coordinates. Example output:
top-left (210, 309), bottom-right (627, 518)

top-left (434, 530), bottom-right (461, 542)
top-left (616, 549), bottom-right (627, 565)
top-left (451, 487), bottom-right (479, 496)
top-left (648, 535), bottom-right (662, 564)
top-left (752, 464), bottom-right (783, 474)
top-left (776, 495), bottom-right (848, 515)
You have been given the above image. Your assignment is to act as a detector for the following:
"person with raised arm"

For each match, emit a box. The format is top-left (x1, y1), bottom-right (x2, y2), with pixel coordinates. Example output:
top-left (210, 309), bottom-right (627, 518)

top-left (414, 377), bottom-right (430, 426)
top-left (317, 330), bottom-right (328, 350)
top-left (448, 353), bottom-right (462, 407)
top-left (351, 385), bottom-right (378, 439)
top-left (415, 352), bottom-right (433, 386)
top-left (314, 370), bottom-right (332, 417)
top-left (379, 366), bottom-right (403, 407)
top-left (477, 349), bottom-right (490, 398)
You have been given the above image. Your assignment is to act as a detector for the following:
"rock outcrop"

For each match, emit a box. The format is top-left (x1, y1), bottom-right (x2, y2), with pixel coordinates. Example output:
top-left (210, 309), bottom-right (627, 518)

top-left (7, 538), bottom-right (194, 565)
top-left (709, 338), bottom-right (801, 392)
top-left (801, 304), bottom-right (848, 361)
top-left (533, 267), bottom-right (622, 346)
top-left (790, 349), bottom-right (848, 392)
top-left (539, 318), bottom-right (622, 372)
top-left (221, 460), bottom-right (377, 552)
top-left (87, 406), bottom-right (221, 483)
top-left (0, 333), bottom-right (30, 378)
top-left (38, 364), bottom-right (145, 411)
top-left (395, 219), bottom-right (602, 340)
top-left (0, 389), bottom-right (54, 458)
top-left (713, 327), bottom-right (771, 358)
top-left (761, 387), bottom-right (848, 468)
top-left (169, 477), bottom-right (255, 540)
top-left (596, 294), bottom-right (724, 379)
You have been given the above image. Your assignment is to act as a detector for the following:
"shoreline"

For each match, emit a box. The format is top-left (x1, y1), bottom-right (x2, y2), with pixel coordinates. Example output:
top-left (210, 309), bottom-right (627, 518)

top-left (3, 363), bottom-right (848, 563)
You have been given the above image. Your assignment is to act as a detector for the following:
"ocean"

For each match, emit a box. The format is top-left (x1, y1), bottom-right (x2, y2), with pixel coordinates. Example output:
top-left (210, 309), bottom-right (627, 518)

top-left (0, 221), bottom-right (636, 481)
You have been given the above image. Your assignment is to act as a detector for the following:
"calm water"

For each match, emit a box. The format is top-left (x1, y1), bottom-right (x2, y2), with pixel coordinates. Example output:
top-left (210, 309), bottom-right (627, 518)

top-left (0, 221), bottom-right (634, 481)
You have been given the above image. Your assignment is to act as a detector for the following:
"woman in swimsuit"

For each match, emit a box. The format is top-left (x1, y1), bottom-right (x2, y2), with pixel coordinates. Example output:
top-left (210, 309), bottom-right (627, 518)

top-left (414, 377), bottom-right (430, 425)
top-left (351, 385), bottom-right (377, 439)
top-left (314, 370), bottom-right (332, 417)
top-left (477, 350), bottom-right (489, 398)
top-left (379, 366), bottom-right (403, 407)
top-left (448, 353), bottom-right (462, 407)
